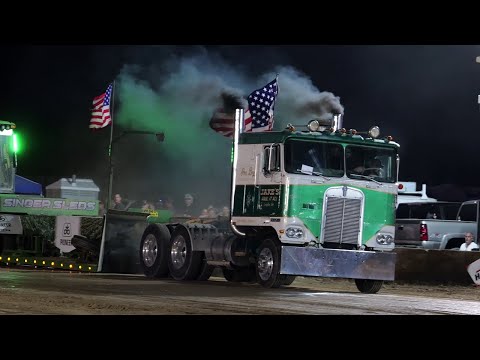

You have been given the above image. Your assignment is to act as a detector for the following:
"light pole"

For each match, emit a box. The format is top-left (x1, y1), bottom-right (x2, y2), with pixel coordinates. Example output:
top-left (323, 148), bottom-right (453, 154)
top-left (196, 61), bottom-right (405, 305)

top-left (105, 130), bottom-right (165, 211)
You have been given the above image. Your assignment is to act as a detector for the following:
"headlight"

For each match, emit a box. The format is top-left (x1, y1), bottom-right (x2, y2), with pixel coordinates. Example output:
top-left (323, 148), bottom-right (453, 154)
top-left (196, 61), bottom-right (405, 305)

top-left (376, 233), bottom-right (394, 245)
top-left (286, 227), bottom-right (304, 239)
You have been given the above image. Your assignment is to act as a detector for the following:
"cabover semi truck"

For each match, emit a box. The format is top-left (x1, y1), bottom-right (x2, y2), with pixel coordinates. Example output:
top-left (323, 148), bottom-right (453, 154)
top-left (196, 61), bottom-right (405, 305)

top-left (135, 110), bottom-right (400, 293)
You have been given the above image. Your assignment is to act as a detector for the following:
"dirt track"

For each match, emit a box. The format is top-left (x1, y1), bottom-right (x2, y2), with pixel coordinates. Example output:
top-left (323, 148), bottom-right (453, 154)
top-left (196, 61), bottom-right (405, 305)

top-left (0, 268), bottom-right (479, 314)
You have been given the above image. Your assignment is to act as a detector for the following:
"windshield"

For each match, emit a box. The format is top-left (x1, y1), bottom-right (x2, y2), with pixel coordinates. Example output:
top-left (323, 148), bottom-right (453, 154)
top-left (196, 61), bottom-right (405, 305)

top-left (284, 139), bottom-right (344, 177)
top-left (345, 145), bottom-right (396, 183)
top-left (284, 139), bottom-right (397, 183)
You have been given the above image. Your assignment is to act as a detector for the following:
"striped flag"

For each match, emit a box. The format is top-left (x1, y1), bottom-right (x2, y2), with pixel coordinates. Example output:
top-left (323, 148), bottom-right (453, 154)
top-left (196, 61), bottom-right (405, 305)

top-left (244, 77), bottom-right (278, 133)
top-left (209, 77), bottom-right (279, 137)
top-left (89, 83), bottom-right (113, 129)
top-left (209, 109), bottom-right (235, 138)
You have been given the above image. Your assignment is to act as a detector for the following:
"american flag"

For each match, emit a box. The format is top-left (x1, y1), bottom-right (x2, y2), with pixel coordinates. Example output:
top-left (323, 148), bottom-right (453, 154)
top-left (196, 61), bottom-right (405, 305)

top-left (209, 109), bottom-right (235, 138)
top-left (244, 77), bottom-right (278, 132)
top-left (89, 83), bottom-right (113, 129)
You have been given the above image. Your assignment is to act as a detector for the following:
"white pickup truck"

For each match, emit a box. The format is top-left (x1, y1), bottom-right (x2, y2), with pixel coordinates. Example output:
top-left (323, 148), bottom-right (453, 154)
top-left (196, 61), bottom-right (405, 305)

top-left (395, 200), bottom-right (474, 250)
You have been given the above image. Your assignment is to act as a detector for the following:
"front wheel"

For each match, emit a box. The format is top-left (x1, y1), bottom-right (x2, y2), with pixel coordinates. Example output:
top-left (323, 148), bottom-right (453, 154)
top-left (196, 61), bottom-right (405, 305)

top-left (256, 238), bottom-right (288, 288)
top-left (354, 279), bottom-right (383, 294)
top-left (281, 275), bottom-right (296, 286)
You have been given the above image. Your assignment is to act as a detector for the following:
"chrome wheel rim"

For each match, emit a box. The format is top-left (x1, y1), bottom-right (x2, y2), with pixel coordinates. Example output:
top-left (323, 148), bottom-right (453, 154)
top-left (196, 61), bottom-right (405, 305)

top-left (171, 235), bottom-right (187, 270)
top-left (257, 247), bottom-right (274, 281)
top-left (142, 234), bottom-right (157, 267)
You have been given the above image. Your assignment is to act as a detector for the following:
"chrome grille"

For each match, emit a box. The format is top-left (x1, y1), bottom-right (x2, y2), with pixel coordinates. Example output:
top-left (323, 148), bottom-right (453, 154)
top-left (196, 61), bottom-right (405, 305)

top-left (323, 197), bottom-right (362, 245)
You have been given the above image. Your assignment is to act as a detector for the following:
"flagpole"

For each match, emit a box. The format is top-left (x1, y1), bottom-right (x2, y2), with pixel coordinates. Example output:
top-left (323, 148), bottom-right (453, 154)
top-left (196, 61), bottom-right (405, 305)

top-left (106, 80), bottom-right (116, 211)
top-left (99, 80), bottom-right (115, 273)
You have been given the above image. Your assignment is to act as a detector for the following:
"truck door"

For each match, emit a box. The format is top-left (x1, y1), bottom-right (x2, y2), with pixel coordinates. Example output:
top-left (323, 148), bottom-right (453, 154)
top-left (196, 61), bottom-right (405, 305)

top-left (254, 144), bottom-right (282, 217)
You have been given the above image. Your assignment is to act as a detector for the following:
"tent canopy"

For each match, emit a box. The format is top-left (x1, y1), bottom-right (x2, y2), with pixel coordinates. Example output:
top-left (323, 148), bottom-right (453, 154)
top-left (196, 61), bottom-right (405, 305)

top-left (15, 175), bottom-right (42, 195)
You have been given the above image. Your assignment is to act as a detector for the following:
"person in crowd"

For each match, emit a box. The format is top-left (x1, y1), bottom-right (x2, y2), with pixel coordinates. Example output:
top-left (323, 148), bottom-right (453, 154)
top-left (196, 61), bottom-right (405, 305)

top-left (220, 206), bottom-right (230, 217)
top-left (112, 193), bottom-right (126, 210)
top-left (98, 200), bottom-right (106, 216)
top-left (459, 232), bottom-right (479, 251)
top-left (207, 206), bottom-right (217, 218)
top-left (199, 209), bottom-right (209, 218)
top-left (180, 193), bottom-right (198, 217)
top-left (141, 200), bottom-right (155, 212)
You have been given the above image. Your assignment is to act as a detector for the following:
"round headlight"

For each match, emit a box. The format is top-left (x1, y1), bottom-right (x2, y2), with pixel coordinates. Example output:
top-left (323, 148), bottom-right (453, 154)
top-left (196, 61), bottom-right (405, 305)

top-left (368, 126), bottom-right (380, 139)
top-left (307, 120), bottom-right (320, 132)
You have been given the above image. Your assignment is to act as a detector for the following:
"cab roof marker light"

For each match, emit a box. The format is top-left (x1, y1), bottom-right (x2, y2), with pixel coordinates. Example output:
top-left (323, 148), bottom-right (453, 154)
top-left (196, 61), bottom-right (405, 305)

top-left (368, 126), bottom-right (380, 139)
top-left (307, 120), bottom-right (320, 132)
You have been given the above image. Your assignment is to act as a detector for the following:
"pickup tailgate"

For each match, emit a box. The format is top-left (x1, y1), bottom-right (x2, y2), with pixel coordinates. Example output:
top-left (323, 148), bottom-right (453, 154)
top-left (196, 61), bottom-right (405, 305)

top-left (395, 219), bottom-right (422, 247)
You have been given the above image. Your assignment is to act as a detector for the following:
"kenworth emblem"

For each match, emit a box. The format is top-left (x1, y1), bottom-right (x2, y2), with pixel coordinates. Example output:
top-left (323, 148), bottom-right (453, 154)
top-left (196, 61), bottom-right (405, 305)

top-left (342, 185), bottom-right (348, 197)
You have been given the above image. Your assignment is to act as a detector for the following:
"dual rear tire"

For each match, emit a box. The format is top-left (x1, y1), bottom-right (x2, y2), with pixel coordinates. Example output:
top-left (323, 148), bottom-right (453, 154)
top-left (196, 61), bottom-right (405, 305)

top-left (139, 225), bottom-right (210, 281)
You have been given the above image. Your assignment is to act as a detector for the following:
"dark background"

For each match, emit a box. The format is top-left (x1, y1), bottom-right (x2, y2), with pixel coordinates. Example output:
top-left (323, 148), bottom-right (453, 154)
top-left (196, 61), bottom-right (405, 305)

top-left (1, 45), bottom-right (479, 203)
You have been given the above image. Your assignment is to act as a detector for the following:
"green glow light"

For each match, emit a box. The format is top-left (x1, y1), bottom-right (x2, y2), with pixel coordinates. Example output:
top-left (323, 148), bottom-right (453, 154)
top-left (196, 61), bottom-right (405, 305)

top-left (13, 133), bottom-right (19, 153)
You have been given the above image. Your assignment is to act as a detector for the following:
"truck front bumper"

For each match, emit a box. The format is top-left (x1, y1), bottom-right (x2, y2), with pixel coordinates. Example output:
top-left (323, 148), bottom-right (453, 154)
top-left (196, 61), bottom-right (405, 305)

top-left (280, 246), bottom-right (396, 281)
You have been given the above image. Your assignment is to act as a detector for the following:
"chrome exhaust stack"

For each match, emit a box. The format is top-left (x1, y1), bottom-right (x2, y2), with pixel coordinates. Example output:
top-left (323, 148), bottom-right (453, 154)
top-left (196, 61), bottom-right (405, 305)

top-left (333, 113), bottom-right (343, 131)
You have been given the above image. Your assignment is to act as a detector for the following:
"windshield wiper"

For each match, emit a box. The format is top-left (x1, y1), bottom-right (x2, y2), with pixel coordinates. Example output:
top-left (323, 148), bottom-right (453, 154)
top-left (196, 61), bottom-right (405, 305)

top-left (349, 173), bottom-right (382, 185)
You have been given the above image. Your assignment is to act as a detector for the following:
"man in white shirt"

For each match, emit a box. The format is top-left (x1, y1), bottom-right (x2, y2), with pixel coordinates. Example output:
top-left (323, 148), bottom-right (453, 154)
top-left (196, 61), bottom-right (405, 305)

top-left (460, 232), bottom-right (480, 251)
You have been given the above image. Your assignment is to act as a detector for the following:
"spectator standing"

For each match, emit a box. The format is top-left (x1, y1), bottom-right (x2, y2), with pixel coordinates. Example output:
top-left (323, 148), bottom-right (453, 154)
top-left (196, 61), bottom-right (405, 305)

top-left (112, 193), bottom-right (126, 210)
top-left (180, 193), bottom-right (198, 217)
top-left (459, 232), bottom-right (479, 251)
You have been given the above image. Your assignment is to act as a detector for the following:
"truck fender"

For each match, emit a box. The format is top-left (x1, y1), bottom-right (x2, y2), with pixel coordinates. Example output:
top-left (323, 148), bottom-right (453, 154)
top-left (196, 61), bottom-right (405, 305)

top-left (440, 233), bottom-right (466, 250)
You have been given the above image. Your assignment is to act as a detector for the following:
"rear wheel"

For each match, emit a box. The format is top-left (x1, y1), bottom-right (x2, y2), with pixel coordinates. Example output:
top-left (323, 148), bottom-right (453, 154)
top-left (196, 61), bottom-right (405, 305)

top-left (256, 238), bottom-right (288, 288)
top-left (196, 254), bottom-right (214, 281)
top-left (139, 225), bottom-right (170, 278)
top-left (167, 226), bottom-right (202, 280)
top-left (354, 279), bottom-right (383, 294)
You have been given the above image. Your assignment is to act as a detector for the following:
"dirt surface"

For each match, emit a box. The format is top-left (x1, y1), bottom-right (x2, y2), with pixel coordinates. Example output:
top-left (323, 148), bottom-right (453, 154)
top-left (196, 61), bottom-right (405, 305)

top-left (0, 268), bottom-right (479, 314)
top-left (306, 277), bottom-right (480, 301)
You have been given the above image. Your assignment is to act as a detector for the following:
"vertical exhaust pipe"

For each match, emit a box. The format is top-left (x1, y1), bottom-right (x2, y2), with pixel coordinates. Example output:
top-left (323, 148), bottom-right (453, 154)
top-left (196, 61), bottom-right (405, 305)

top-left (230, 108), bottom-right (246, 237)
top-left (332, 113), bottom-right (343, 131)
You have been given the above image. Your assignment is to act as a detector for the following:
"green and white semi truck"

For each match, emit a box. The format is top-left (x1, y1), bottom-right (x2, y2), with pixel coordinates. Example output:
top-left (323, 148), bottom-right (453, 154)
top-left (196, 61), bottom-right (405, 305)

top-left (137, 110), bottom-right (400, 293)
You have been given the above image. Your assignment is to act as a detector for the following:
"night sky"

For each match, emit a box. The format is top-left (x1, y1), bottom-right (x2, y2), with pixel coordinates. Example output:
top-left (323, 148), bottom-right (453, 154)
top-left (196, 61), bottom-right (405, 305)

top-left (1, 45), bottom-right (479, 204)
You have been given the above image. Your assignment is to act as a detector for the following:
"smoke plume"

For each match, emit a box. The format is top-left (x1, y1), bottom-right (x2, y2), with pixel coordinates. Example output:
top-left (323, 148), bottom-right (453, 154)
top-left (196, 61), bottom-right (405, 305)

top-left (109, 48), bottom-right (344, 213)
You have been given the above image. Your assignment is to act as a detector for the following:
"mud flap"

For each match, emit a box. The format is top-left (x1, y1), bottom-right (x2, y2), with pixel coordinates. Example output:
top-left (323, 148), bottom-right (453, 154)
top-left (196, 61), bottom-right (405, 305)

top-left (98, 210), bottom-right (149, 274)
